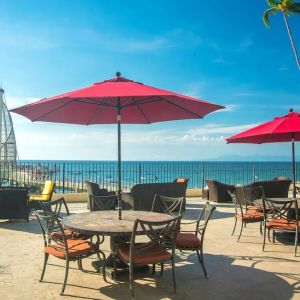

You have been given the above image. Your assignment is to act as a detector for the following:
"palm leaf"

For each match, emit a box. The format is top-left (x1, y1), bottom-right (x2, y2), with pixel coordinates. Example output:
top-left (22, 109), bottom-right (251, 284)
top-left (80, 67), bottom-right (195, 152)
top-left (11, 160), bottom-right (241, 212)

top-left (263, 7), bottom-right (281, 27)
top-left (266, 0), bottom-right (279, 7)
top-left (289, 3), bottom-right (300, 13)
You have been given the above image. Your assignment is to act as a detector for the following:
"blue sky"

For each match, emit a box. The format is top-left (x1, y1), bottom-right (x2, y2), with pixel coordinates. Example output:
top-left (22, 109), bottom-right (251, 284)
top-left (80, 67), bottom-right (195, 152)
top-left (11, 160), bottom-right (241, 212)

top-left (1, 0), bottom-right (300, 161)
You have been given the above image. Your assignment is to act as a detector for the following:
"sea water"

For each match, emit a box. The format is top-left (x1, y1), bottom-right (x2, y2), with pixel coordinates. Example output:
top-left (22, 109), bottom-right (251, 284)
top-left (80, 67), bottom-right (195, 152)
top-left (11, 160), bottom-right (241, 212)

top-left (16, 160), bottom-right (296, 190)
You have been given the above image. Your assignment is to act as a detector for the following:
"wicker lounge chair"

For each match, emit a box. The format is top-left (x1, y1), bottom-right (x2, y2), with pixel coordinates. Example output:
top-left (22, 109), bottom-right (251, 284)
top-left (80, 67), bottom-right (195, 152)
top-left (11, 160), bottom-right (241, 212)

top-left (0, 187), bottom-right (29, 221)
top-left (205, 179), bottom-right (235, 202)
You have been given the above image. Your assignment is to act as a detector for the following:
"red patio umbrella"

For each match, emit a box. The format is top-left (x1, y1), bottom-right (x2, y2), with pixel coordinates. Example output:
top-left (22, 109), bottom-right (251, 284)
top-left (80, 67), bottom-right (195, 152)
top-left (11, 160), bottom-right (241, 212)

top-left (226, 109), bottom-right (300, 198)
top-left (11, 72), bottom-right (224, 218)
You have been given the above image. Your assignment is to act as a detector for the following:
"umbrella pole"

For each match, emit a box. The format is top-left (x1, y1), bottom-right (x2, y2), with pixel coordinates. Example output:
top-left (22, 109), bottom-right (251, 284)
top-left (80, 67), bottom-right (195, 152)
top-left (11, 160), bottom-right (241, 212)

top-left (292, 133), bottom-right (296, 198)
top-left (117, 98), bottom-right (122, 219)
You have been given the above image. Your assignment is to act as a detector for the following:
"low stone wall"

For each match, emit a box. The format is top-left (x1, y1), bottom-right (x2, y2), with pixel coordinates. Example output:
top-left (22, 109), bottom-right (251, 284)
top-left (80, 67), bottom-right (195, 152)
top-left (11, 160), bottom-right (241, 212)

top-left (52, 188), bottom-right (203, 203)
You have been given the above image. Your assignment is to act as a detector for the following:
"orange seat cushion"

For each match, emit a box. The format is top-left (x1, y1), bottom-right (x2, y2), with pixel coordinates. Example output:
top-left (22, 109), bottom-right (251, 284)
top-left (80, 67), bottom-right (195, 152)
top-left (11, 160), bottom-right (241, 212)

top-left (236, 212), bottom-right (264, 222)
top-left (118, 243), bottom-right (171, 265)
top-left (175, 233), bottom-right (201, 249)
top-left (267, 219), bottom-right (299, 231)
top-left (44, 239), bottom-right (96, 258)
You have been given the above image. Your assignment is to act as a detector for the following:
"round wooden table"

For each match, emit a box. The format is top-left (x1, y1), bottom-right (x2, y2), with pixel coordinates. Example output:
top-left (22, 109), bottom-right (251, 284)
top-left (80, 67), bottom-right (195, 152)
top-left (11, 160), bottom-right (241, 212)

top-left (63, 210), bottom-right (174, 235)
top-left (63, 210), bottom-right (174, 277)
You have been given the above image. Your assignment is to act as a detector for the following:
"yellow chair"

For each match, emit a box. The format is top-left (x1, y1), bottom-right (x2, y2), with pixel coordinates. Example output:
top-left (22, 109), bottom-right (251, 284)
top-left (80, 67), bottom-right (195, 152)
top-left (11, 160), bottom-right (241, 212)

top-left (29, 180), bottom-right (55, 208)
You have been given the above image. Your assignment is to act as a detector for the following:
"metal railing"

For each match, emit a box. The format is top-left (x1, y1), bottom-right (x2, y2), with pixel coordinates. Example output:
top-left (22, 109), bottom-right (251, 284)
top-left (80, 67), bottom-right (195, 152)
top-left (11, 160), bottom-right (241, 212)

top-left (0, 160), bottom-right (296, 193)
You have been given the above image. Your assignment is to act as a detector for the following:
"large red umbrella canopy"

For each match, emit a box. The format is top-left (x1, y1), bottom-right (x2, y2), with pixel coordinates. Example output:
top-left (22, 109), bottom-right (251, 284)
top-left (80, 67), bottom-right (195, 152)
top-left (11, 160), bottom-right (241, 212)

top-left (11, 72), bottom-right (224, 218)
top-left (11, 73), bottom-right (224, 124)
top-left (226, 109), bottom-right (300, 197)
top-left (226, 110), bottom-right (300, 144)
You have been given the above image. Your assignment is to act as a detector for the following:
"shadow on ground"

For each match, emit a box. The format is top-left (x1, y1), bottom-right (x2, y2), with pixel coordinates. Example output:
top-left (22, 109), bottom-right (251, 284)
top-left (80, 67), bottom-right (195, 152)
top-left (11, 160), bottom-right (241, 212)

top-left (96, 253), bottom-right (296, 300)
top-left (184, 202), bottom-right (234, 221)
top-left (0, 217), bottom-right (40, 234)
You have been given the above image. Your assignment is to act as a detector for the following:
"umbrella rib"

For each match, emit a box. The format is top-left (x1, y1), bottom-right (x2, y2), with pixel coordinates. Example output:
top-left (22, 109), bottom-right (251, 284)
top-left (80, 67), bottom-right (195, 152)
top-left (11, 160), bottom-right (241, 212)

top-left (122, 95), bottom-right (205, 119)
top-left (74, 98), bottom-right (116, 108)
top-left (121, 96), bottom-right (161, 108)
top-left (162, 97), bottom-right (204, 118)
top-left (30, 99), bottom-right (75, 121)
top-left (128, 97), bottom-right (151, 124)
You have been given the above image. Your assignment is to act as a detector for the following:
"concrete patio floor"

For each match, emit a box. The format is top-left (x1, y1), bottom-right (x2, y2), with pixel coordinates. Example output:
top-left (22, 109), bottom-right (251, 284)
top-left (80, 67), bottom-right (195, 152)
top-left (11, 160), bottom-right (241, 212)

top-left (0, 198), bottom-right (300, 300)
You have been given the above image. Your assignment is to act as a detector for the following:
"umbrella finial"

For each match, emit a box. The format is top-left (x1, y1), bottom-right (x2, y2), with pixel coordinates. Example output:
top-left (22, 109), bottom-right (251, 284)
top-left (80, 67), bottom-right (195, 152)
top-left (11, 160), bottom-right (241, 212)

top-left (116, 72), bottom-right (121, 77)
top-left (290, 108), bottom-right (293, 112)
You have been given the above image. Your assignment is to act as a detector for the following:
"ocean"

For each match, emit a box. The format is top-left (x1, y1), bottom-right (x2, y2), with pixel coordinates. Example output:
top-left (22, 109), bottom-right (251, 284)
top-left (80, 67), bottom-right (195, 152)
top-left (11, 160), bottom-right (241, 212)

top-left (13, 160), bottom-right (297, 192)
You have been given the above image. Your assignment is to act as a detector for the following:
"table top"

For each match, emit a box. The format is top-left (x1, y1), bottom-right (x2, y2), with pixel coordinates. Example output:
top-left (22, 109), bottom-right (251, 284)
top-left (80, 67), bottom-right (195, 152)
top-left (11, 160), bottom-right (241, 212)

top-left (63, 210), bottom-right (174, 237)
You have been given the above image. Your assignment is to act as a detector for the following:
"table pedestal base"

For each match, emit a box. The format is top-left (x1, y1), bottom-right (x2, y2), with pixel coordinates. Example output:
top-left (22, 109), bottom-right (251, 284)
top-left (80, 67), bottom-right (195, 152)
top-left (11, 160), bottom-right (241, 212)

top-left (92, 255), bottom-right (149, 279)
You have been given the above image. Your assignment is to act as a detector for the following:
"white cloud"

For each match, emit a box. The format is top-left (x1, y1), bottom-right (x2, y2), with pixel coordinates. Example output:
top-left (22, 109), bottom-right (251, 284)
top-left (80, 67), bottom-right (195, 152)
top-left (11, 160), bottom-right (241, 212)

top-left (5, 95), bottom-right (40, 109)
top-left (187, 123), bottom-right (258, 136)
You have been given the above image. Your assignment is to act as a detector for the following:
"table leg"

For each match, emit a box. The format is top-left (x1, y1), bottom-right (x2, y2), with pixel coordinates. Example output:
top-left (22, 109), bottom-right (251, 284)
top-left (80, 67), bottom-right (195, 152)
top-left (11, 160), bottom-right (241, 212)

top-left (92, 236), bottom-right (148, 279)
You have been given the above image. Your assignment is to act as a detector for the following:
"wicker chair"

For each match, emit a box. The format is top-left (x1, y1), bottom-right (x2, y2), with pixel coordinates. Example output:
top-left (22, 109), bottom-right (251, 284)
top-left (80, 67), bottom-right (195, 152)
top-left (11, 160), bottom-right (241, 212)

top-left (175, 202), bottom-right (215, 277)
top-left (206, 179), bottom-right (235, 202)
top-left (0, 187), bottom-right (29, 221)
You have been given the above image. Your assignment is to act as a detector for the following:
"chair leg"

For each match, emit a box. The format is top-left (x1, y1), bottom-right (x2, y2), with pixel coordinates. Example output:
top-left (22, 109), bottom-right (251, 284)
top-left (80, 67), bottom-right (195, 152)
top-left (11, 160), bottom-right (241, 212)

top-left (152, 264), bottom-right (155, 276)
top-left (231, 218), bottom-right (237, 236)
top-left (237, 221), bottom-right (244, 242)
top-left (129, 262), bottom-right (135, 300)
top-left (262, 224), bottom-right (267, 252)
top-left (272, 230), bottom-right (276, 243)
top-left (259, 221), bottom-right (263, 235)
top-left (60, 258), bottom-right (69, 295)
top-left (159, 262), bottom-right (164, 277)
top-left (77, 259), bottom-right (83, 271)
top-left (196, 249), bottom-right (208, 278)
top-left (294, 230), bottom-right (298, 257)
top-left (40, 253), bottom-right (49, 282)
top-left (171, 255), bottom-right (177, 293)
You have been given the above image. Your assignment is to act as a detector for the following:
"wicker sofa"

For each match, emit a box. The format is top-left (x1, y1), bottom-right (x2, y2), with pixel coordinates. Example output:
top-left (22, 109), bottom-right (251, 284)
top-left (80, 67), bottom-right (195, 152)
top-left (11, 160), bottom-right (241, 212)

top-left (122, 181), bottom-right (188, 211)
top-left (206, 178), bottom-right (291, 203)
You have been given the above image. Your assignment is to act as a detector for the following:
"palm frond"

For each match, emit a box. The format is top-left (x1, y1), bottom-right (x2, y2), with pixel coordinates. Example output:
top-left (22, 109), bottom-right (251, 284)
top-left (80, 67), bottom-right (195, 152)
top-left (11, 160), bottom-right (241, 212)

top-left (263, 7), bottom-right (280, 27)
top-left (266, 0), bottom-right (279, 7)
top-left (289, 3), bottom-right (300, 13)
